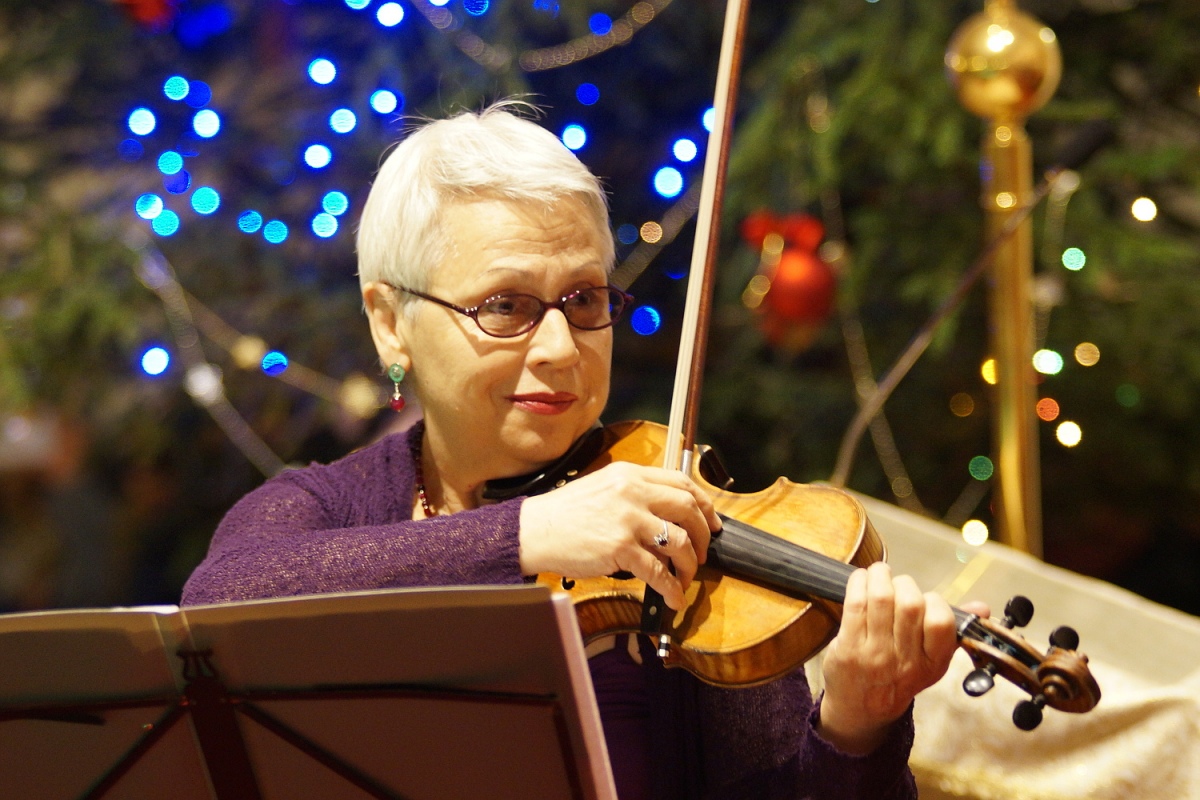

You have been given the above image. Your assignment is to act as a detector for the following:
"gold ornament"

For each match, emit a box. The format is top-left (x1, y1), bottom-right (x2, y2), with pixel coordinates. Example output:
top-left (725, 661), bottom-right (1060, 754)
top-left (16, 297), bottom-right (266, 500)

top-left (945, 0), bottom-right (1062, 121)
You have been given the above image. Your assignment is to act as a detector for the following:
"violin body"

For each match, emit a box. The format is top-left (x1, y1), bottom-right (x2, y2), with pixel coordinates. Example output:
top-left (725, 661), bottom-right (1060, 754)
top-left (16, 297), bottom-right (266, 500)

top-left (538, 419), bottom-right (885, 687)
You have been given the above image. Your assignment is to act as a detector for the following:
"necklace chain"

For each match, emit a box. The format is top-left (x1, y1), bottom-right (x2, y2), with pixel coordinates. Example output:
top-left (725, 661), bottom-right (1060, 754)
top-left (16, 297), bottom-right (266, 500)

top-left (411, 429), bottom-right (437, 518)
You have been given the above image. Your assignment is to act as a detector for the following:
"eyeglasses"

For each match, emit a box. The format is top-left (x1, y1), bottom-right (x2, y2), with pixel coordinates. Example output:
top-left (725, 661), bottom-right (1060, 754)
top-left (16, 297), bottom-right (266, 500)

top-left (387, 284), bottom-right (634, 338)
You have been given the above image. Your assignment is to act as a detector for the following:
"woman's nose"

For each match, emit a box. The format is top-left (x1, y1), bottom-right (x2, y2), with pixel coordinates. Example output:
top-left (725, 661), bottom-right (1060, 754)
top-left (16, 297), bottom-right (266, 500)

top-left (528, 308), bottom-right (580, 364)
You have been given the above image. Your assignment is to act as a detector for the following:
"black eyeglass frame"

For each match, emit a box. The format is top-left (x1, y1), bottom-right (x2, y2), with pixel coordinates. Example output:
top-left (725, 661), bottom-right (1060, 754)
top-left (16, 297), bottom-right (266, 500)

top-left (383, 283), bottom-right (634, 339)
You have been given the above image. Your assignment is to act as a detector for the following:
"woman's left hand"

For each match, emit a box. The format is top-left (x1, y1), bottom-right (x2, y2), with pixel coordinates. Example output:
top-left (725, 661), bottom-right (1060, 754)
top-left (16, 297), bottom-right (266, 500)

top-left (816, 562), bottom-right (990, 755)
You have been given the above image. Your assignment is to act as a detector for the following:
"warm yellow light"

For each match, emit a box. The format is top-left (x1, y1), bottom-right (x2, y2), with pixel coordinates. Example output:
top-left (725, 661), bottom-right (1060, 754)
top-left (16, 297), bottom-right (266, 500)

top-left (962, 519), bottom-right (989, 546)
top-left (1056, 420), bottom-right (1082, 447)
top-left (1036, 397), bottom-right (1060, 421)
top-left (950, 392), bottom-right (975, 417)
top-left (1075, 342), bottom-right (1100, 366)
top-left (996, 192), bottom-right (1016, 209)
top-left (986, 25), bottom-right (1015, 52)
top-left (1131, 197), bottom-right (1158, 222)
top-left (640, 221), bottom-right (663, 243)
top-left (981, 358), bottom-right (997, 385)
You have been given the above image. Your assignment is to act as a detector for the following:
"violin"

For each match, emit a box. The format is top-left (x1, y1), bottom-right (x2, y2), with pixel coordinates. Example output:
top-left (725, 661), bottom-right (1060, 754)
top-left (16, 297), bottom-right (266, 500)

top-left (486, 419), bottom-right (1101, 730)
top-left (490, 0), bottom-right (1100, 731)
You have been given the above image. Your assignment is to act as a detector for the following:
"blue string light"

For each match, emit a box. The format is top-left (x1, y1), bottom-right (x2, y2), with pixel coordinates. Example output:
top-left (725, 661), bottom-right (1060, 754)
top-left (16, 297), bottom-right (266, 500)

top-left (192, 109), bottom-right (221, 138)
top-left (135, 194), bottom-right (164, 220)
top-left (631, 306), bottom-right (662, 335)
top-left (561, 124), bottom-right (587, 151)
top-left (588, 13), bottom-right (612, 35)
top-left (308, 58), bottom-right (337, 85)
top-left (157, 151), bottom-right (184, 175)
top-left (322, 191), bottom-right (350, 216)
top-left (185, 81), bottom-right (212, 108)
top-left (128, 108), bottom-right (157, 136)
top-left (118, 139), bottom-right (144, 161)
top-left (261, 350), bottom-right (289, 376)
top-left (344, 0), bottom-right (370, 8)
top-left (303, 144), bottom-right (332, 169)
top-left (653, 167), bottom-right (684, 198)
top-left (263, 220), bottom-right (289, 244)
top-left (576, 83), bottom-right (600, 105)
top-left (238, 211), bottom-right (264, 233)
top-left (140, 346), bottom-right (171, 376)
top-left (312, 213), bottom-right (339, 238)
top-left (163, 76), bottom-right (190, 101)
top-left (702, 107), bottom-right (715, 132)
top-left (673, 138), bottom-right (698, 162)
top-left (463, 0), bottom-right (489, 15)
top-left (152, 210), bottom-right (181, 237)
top-left (191, 187), bottom-right (221, 215)
top-left (376, 2), bottom-right (404, 25)
top-left (164, 171), bottom-right (192, 194)
top-left (370, 90), bottom-right (399, 114)
top-left (616, 224), bottom-right (638, 245)
top-left (329, 108), bottom-right (357, 133)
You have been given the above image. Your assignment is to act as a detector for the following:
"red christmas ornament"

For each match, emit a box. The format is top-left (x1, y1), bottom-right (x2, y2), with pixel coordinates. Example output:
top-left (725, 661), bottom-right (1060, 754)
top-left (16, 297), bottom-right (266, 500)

top-left (758, 247), bottom-right (837, 352)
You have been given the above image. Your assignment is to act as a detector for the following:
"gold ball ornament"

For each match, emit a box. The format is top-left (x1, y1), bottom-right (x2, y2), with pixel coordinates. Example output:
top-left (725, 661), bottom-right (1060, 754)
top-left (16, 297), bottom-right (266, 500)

top-left (946, 0), bottom-right (1062, 121)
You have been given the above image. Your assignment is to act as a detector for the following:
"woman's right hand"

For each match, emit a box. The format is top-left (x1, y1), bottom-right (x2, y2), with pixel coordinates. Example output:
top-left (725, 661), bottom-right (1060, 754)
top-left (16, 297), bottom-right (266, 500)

top-left (517, 461), bottom-right (721, 610)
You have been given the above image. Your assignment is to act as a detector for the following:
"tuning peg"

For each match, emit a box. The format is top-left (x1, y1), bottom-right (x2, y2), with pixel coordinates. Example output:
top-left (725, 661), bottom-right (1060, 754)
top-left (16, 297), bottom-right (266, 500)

top-left (1049, 625), bottom-right (1080, 651)
top-left (1002, 595), bottom-right (1035, 629)
top-left (962, 665), bottom-right (996, 697)
top-left (1013, 695), bottom-right (1045, 731)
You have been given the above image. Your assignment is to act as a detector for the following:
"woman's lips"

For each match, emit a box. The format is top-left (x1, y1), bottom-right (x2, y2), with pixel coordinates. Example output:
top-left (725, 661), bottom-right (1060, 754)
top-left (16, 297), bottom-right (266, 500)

top-left (508, 392), bottom-right (578, 415)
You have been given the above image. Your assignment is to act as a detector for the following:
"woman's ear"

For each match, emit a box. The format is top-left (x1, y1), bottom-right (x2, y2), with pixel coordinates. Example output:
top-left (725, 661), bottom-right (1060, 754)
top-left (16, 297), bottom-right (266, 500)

top-left (362, 282), bottom-right (411, 371)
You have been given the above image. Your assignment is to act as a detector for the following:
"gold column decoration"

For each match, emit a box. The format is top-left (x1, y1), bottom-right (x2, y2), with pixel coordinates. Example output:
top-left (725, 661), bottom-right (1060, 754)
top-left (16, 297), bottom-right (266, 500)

top-left (946, 0), bottom-right (1061, 557)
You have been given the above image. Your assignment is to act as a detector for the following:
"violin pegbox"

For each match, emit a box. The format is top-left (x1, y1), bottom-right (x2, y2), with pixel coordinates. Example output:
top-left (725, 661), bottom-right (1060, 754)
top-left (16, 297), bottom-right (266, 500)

top-left (955, 595), bottom-right (1101, 730)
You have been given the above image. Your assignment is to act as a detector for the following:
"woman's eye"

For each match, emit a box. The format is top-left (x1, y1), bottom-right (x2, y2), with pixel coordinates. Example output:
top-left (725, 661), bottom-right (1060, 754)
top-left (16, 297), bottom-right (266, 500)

top-left (483, 297), bottom-right (519, 316)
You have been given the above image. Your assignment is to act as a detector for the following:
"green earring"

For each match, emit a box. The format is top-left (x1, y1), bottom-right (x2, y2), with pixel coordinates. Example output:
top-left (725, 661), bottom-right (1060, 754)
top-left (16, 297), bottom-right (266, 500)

top-left (387, 363), bottom-right (406, 412)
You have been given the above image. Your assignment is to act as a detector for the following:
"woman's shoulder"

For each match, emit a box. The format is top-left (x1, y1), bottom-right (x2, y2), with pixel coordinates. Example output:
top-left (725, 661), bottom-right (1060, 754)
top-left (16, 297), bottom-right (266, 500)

top-left (275, 422), bottom-right (420, 496)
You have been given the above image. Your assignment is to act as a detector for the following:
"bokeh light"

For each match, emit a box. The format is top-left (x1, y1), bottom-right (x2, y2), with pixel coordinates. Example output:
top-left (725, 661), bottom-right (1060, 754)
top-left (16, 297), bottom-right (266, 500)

top-left (185, 80), bottom-right (212, 108)
top-left (640, 221), bottom-right (663, 243)
top-left (463, 0), bottom-right (488, 14)
top-left (1131, 197), bottom-right (1158, 222)
top-left (261, 350), bottom-right (289, 376)
top-left (322, 191), bottom-right (350, 216)
top-left (330, 108), bottom-right (357, 133)
top-left (152, 209), bottom-right (181, 236)
top-left (157, 151), bottom-right (184, 175)
top-left (238, 210), bottom-right (263, 233)
top-left (312, 212), bottom-right (338, 238)
top-left (163, 76), bottom-right (190, 101)
top-left (968, 455), bottom-right (994, 481)
top-left (1056, 421), bottom-right (1082, 447)
top-left (1074, 342), bottom-right (1100, 366)
top-left (588, 13), bottom-right (612, 35)
top-left (164, 171), bottom-right (191, 194)
top-left (1036, 397), bottom-right (1060, 421)
top-left (192, 109), bottom-right (221, 138)
top-left (191, 186), bottom-right (220, 215)
top-left (617, 224), bottom-right (638, 245)
top-left (141, 346), bottom-right (171, 376)
top-left (263, 220), bottom-right (289, 244)
top-left (376, 2), bottom-right (404, 25)
top-left (128, 108), bottom-right (156, 136)
top-left (1062, 247), bottom-right (1086, 271)
top-left (135, 193), bottom-right (164, 220)
top-left (981, 358), bottom-right (997, 385)
top-left (653, 167), bottom-right (684, 198)
top-left (1116, 383), bottom-right (1140, 408)
top-left (702, 107), bottom-right (715, 132)
top-left (962, 519), bottom-right (989, 547)
top-left (370, 90), bottom-right (399, 114)
top-left (345, 0), bottom-right (371, 9)
top-left (949, 392), bottom-right (975, 417)
top-left (304, 144), bottom-right (332, 169)
top-left (561, 124), bottom-right (587, 151)
top-left (631, 306), bottom-right (662, 335)
top-left (308, 58), bottom-right (337, 85)
top-left (576, 83), bottom-right (600, 105)
top-left (673, 138), bottom-right (698, 162)
top-left (1033, 349), bottom-right (1064, 375)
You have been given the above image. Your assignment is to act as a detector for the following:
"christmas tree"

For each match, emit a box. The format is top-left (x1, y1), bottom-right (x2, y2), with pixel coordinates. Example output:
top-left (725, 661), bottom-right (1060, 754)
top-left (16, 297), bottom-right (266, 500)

top-left (0, 0), bottom-right (1197, 615)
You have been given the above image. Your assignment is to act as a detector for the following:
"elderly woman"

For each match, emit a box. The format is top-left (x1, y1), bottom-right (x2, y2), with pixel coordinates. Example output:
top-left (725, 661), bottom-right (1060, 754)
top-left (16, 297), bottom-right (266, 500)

top-left (183, 105), bottom-right (969, 799)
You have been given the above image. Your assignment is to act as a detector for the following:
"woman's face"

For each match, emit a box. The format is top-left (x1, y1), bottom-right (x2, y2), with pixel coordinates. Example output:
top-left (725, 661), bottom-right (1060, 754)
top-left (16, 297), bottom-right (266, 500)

top-left (390, 196), bottom-right (613, 483)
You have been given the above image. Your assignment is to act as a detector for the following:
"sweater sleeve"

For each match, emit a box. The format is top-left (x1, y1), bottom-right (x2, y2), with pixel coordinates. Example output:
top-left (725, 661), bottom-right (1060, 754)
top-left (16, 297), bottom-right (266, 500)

top-left (181, 430), bottom-right (526, 605)
top-left (699, 669), bottom-right (917, 799)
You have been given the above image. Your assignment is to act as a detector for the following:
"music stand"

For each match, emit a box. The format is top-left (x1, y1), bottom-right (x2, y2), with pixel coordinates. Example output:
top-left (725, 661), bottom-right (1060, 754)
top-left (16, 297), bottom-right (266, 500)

top-left (0, 585), bottom-right (616, 800)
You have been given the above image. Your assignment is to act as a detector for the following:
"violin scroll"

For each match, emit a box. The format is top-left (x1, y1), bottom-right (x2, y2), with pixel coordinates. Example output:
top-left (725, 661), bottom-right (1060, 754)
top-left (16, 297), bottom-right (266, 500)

top-left (956, 595), bottom-right (1101, 730)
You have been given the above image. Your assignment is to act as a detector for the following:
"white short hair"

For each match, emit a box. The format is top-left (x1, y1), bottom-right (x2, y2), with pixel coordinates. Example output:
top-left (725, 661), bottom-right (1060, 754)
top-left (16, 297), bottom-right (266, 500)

top-left (356, 103), bottom-right (614, 304)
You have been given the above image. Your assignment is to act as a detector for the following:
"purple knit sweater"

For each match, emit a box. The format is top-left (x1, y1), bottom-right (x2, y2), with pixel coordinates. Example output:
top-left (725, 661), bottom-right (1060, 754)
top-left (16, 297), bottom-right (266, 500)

top-left (182, 422), bottom-right (918, 799)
